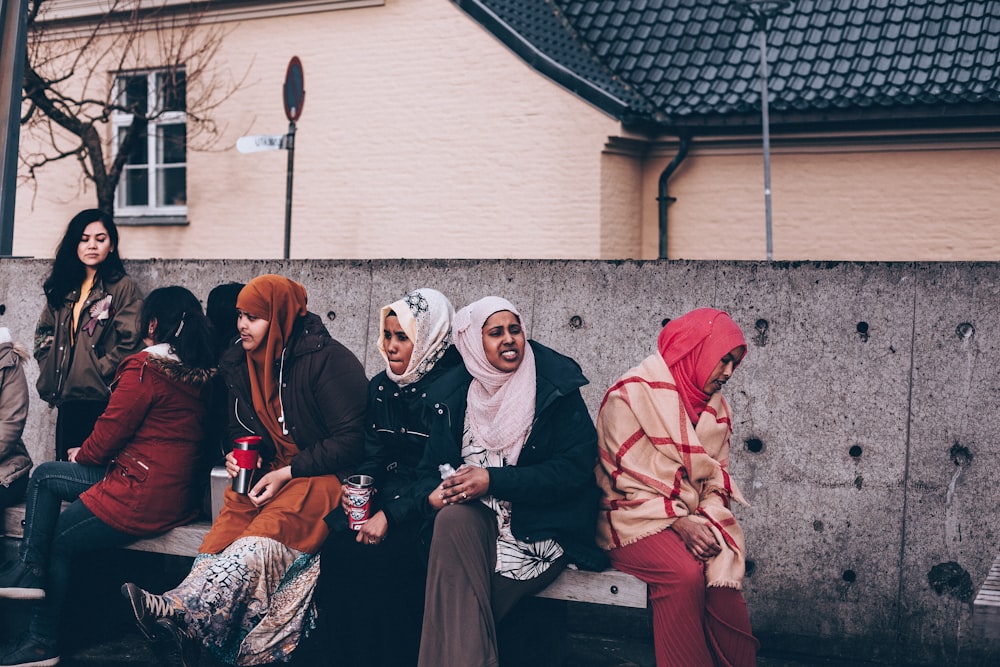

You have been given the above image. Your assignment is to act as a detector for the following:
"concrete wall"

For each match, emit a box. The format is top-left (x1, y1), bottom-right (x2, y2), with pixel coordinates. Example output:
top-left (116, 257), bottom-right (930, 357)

top-left (0, 258), bottom-right (997, 665)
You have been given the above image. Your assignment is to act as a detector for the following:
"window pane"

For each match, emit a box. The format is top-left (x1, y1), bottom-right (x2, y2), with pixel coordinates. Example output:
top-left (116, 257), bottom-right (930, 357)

top-left (121, 167), bottom-right (149, 206)
top-left (158, 70), bottom-right (186, 112)
top-left (118, 124), bottom-right (148, 165)
top-left (118, 74), bottom-right (148, 116)
top-left (158, 124), bottom-right (186, 165)
top-left (157, 167), bottom-right (186, 207)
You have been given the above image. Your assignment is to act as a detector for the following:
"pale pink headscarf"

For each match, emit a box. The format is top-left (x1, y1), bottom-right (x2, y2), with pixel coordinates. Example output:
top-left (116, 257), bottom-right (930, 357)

top-left (452, 297), bottom-right (536, 465)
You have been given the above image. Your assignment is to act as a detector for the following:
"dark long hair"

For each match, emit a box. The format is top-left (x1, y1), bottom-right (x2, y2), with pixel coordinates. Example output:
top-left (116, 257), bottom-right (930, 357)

top-left (141, 287), bottom-right (216, 371)
top-left (206, 282), bottom-right (245, 362)
top-left (43, 209), bottom-right (127, 309)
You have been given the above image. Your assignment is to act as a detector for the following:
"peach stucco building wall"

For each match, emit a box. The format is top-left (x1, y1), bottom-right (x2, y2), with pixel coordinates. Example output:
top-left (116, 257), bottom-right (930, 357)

top-left (12, 1), bottom-right (1000, 262)
top-left (640, 135), bottom-right (1000, 261)
top-left (13, 0), bottom-right (625, 261)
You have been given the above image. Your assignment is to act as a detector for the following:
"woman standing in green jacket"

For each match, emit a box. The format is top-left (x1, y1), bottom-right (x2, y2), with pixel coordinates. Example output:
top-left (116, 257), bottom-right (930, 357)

top-left (34, 209), bottom-right (143, 460)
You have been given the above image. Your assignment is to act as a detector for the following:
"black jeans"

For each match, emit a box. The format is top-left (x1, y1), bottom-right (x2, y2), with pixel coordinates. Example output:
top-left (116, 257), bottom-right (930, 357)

top-left (19, 461), bottom-right (135, 644)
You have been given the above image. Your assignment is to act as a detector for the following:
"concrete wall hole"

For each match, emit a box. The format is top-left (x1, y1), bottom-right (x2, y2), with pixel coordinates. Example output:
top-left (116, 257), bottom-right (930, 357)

top-left (853, 475), bottom-right (863, 490)
top-left (745, 438), bottom-right (764, 453)
top-left (661, 317), bottom-right (670, 327)
top-left (955, 322), bottom-right (975, 340)
top-left (949, 442), bottom-right (973, 466)
top-left (326, 311), bottom-right (337, 322)
top-left (753, 319), bottom-right (769, 346)
top-left (927, 562), bottom-right (974, 602)
top-left (856, 321), bottom-right (869, 342)
top-left (569, 315), bottom-right (583, 329)
top-left (842, 569), bottom-right (857, 583)
top-left (745, 560), bottom-right (756, 577)
top-left (813, 520), bottom-right (824, 532)
top-left (849, 445), bottom-right (863, 458)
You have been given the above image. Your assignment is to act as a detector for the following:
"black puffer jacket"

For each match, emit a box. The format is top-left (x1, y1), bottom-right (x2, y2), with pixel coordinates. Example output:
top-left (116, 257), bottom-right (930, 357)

top-left (349, 346), bottom-right (462, 529)
top-left (417, 340), bottom-right (609, 572)
top-left (219, 311), bottom-right (368, 478)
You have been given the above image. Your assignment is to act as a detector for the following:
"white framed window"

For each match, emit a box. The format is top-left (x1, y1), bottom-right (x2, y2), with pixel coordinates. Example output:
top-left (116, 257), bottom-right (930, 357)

top-left (112, 69), bottom-right (187, 219)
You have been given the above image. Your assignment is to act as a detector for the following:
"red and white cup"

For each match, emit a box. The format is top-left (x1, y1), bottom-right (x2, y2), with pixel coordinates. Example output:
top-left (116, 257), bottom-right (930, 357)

top-left (232, 436), bottom-right (262, 495)
top-left (344, 474), bottom-right (374, 530)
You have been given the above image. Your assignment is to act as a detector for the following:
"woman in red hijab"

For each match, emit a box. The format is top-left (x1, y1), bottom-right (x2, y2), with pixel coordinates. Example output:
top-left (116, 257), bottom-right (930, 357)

top-left (124, 275), bottom-right (368, 666)
top-left (595, 308), bottom-right (758, 667)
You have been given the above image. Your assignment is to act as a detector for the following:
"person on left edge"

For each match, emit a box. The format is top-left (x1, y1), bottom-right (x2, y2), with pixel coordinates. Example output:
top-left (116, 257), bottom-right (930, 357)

top-left (0, 286), bottom-right (216, 667)
top-left (34, 209), bottom-right (143, 461)
top-left (123, 275), bottom-right (368, 667)
top-left (0, 327), bottom-right (32, 509)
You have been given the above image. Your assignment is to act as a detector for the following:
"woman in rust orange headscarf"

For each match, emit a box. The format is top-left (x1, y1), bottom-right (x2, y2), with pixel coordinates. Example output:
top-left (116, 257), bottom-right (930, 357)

top-left (595, 308), bottom-right (759, 667)
top-left (124, 274), bottom-right (368, 666)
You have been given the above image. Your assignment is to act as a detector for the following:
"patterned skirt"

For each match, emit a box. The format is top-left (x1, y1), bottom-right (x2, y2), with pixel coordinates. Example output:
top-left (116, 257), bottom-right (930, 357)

top-left (166, 536), bottom-right (320, 665)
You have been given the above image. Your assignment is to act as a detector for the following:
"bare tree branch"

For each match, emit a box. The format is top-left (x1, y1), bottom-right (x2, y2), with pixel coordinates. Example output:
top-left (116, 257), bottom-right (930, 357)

top-left (20, 0), bottom-right (245, 214)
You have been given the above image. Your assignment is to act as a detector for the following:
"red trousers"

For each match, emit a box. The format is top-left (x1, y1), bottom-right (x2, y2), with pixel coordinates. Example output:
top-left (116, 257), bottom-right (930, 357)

top-left (610, 528), bottom-right (759, 667)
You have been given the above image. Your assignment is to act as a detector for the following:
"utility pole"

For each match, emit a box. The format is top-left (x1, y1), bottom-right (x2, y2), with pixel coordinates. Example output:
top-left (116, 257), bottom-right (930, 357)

top-left (0, 0), bottom-right (29, 257)
top-left (736, 1), bottom-right (791, 262)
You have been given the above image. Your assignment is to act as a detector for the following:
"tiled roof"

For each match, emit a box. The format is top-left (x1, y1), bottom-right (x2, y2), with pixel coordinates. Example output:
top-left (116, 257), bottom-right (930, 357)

top-left (454, 0), bottom-right (1000, 132)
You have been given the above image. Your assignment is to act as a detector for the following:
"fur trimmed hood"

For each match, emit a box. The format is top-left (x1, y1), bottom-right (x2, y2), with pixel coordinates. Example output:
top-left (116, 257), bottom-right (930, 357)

top-left (144, 354), bottom-right (215, 388)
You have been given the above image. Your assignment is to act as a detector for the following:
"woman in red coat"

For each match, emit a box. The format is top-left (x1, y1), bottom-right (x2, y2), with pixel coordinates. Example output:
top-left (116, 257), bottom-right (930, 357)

top-left (0, 286), bottom-right (215, 667)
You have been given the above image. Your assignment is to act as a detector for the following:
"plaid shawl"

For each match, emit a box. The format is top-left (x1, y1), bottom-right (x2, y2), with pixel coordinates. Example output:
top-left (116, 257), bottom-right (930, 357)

top-left (595, 353), bottom-right (748, 589)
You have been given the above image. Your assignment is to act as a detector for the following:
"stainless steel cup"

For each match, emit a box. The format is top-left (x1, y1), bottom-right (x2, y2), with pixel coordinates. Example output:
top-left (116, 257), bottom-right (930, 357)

top-left (232, 436), bottom-right (262, 494)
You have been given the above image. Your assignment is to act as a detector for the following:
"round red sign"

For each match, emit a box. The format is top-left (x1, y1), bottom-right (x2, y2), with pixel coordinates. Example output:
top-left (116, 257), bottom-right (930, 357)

top-left (283, 57), bottom-right (305, 122)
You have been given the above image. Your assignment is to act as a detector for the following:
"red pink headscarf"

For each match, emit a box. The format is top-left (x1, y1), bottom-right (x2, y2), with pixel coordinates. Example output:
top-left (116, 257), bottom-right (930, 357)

top-left (658, 308), bottom-right (747, 424)
top-left (452, 297), bottom-right (536, 465)
top-left (236, 275), bottom-right (308, 460)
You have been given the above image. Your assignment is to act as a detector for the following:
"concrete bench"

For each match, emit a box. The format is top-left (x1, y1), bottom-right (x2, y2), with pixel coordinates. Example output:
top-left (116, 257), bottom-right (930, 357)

top-left (0, 466), bottom-right (648, 609)
top-left (973, 553), bottom-right (1000, 641)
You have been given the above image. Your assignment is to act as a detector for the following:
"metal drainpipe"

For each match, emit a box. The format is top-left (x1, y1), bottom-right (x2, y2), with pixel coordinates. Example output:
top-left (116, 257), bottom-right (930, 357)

top-left (657, 134), bottom-right (691, 260)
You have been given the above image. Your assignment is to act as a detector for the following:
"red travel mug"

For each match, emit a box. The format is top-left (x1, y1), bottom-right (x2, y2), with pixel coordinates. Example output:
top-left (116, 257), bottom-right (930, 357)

top-left (232, 436), bottom-right (262, 494)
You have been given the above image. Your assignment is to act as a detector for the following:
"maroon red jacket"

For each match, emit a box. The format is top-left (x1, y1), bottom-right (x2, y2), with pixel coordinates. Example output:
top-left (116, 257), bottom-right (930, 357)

top-left (75, 349), bottom-right (214, 536)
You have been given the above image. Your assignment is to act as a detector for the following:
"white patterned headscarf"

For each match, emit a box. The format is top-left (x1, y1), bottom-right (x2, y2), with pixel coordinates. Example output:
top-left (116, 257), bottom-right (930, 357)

top-left (452, 297), bottom-right (536, 465)
top-left (378, 288), bottom-right (456, 387)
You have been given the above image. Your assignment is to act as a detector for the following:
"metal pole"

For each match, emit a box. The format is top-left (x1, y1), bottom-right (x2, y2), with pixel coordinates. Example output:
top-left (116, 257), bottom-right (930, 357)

top-left (0, 0), bottom-right (29, 257)
top-left (283, 120), bottom-right (295, 260)
top-left (757, 25), bottom-right (774, 262)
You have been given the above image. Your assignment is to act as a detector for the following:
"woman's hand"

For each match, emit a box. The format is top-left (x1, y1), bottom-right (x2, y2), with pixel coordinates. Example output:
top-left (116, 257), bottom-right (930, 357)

top-left (66, 447), bottom-right (80, 463)
top-left (439, 466), bottom-right (489, 505)
top-left (356, 510), bottom-right (388, 546)
top-left (670, 516), bottom-right (721, 561)
top-left (428, 482), bottom-right (448, 511)
top-left (225, 450), bottom-right (262, 480)
top-left (247, 465), bottom-right (292, 506)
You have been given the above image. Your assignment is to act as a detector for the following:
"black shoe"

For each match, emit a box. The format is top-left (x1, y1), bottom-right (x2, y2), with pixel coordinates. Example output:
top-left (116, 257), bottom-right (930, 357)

top-left (0, 634), bottom-right (59, 666)
top-left (155, 618), bottom-right (200, 667)
top-left (0, 561), bottom-right (44, 600)
top-left (121, 582), bottom-right (175, 641)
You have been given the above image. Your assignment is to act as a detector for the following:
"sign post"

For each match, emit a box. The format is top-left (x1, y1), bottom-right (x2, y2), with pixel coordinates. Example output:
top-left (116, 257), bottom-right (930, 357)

top-left (282, 57), bottom-right (304, 260)
top-left (237, 57), bottom-right (304, 259)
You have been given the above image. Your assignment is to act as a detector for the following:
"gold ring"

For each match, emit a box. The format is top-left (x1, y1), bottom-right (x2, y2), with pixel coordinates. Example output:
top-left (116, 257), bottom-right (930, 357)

top-left (461, 491), bottom-right (468, 499)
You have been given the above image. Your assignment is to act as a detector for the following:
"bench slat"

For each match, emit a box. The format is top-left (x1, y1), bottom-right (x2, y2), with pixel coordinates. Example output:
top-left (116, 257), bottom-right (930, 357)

top-left (3, 503), bottom-right (647, 608)
top-left (535, 566), bottom-right (647, 608)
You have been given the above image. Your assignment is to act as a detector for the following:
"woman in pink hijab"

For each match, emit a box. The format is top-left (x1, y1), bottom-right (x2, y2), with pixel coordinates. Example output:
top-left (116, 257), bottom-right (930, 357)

top-left (415, 296), bottom-right (607, 667)
top-left (595, 308), bottom-right (758, 667)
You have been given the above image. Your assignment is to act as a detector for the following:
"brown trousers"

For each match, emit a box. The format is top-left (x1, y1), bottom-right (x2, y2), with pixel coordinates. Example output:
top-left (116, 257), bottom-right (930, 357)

top-left (417, 502), bottom-right (567, 667)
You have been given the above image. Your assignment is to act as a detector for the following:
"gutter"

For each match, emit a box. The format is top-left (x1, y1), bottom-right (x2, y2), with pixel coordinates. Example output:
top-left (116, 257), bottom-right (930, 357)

top-left (657, 134), bottom-right (691, 260)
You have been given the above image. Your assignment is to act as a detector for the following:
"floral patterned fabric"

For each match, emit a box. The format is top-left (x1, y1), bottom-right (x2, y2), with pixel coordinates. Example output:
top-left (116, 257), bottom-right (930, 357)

top-left (461, 414), bottom-right (563, 581)
top-left (166, 536), bottom-right (319, 666)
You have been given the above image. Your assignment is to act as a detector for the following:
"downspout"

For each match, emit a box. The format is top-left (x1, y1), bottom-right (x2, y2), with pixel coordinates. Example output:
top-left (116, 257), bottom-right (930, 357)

top-left (657, 133), bottom-right (691, 259)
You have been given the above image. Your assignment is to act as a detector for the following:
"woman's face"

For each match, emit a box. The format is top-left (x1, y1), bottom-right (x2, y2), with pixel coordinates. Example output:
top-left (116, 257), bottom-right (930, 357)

top-left (481, 310), bottom-right (525, 373)
top-left (383, 314), bottom-right (414, 375)
top-left (77, 221), bottom-right (114, 272)
top-left (237, 310), bottom-right (270, 352)
top-left (702, 346), bottom-right (745, 395)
